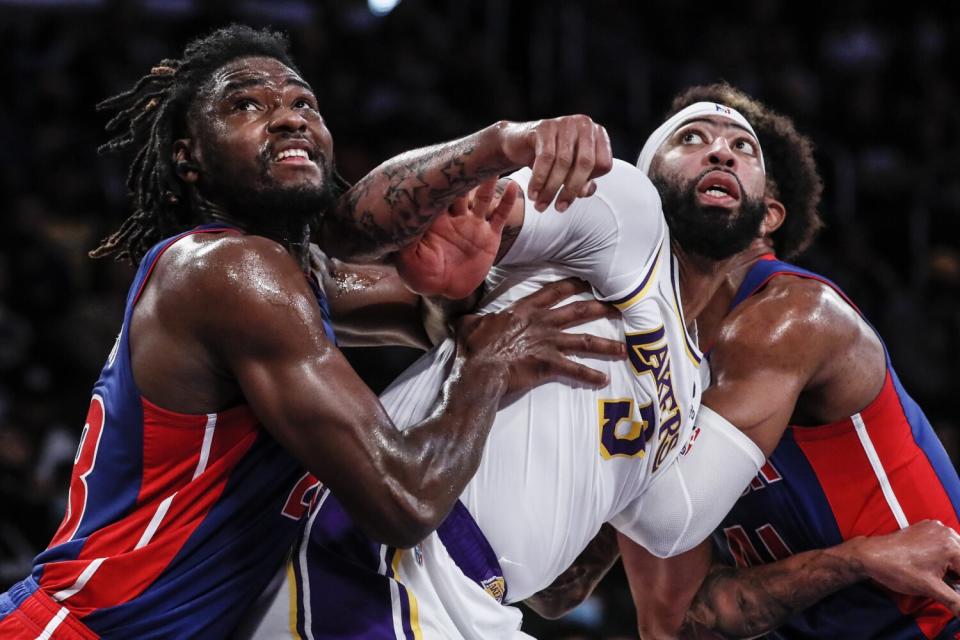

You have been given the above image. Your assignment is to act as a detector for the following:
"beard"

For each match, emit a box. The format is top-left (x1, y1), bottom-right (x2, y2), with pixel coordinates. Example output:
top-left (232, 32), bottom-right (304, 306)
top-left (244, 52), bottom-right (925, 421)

top-left (651, 170), bottom-right (767, 261)
top-left (201, 145), bottom-right (339, 242)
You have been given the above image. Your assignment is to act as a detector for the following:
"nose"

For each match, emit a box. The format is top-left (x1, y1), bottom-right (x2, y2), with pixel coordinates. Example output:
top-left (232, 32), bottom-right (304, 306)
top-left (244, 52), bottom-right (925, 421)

top-left (267, 106), bottom-right (308, 133)
top-left (706, 136), bottom-right (736, 169)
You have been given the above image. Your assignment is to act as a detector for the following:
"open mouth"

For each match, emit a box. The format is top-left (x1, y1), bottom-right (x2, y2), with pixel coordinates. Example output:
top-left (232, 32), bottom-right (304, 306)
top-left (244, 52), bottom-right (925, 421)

top-left (696, 171), bottom-right (741, 207)
top-left (270, 142), bottom-right (318, 166)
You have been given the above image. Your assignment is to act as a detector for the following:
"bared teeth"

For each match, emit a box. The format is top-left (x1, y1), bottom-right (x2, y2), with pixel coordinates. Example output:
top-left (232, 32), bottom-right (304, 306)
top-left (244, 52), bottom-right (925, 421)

top-left (274, 149), bottom-right (310, 161)
top-left (705, 186), bottom-right (728, 196)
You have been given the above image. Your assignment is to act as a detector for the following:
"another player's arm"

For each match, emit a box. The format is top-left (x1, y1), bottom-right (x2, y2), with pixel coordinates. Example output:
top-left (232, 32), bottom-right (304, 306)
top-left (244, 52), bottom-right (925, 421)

top-left (204, 239), bottom-right (624, 548)
top-left (324, 116), bottom-right (611, 262)
top-left (315, 257), bottom-right (473, 349)
top-left (627, 279), bottom-right (941, 637)
top-left (678, 520), bottom-right (960, 638)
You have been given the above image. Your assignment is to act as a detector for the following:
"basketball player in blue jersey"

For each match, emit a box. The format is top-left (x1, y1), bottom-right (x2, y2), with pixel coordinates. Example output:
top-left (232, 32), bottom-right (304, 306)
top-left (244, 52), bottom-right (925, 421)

top-left (0, 25), bottom-right (626, 639)
top-left (529, 83), bottom-right (960, 639)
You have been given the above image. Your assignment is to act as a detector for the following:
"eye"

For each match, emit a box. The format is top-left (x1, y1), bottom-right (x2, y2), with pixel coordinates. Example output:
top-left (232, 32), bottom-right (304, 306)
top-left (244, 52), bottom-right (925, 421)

top-left (293, 96), bottom-right (319, 111)
top-left (234, 98), bottom-right (259, 112)
top-left (735, 138), bottom-right (757, 156)
top-left (680, 131), bottom-right (704, 145)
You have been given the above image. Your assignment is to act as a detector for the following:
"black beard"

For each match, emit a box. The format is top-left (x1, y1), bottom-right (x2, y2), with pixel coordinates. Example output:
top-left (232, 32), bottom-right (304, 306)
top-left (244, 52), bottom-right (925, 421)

top-left (217, 181), bottom-right (337, 242)
top-left (201, 152), bottom-right (338, 245)
top-left (651, 170), bottom-right (767, 261)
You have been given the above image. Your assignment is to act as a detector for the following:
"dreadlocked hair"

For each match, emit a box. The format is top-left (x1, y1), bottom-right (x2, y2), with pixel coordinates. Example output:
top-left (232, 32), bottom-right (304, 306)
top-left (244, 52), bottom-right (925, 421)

top-left (93, 24), bottom-right (328, 264)
top-left (668, 82), bottom-right (824, 259)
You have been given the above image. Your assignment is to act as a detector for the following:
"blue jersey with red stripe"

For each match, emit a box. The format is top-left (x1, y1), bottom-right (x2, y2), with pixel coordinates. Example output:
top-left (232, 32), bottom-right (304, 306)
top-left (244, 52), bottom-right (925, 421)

top-left (0, 225), bottom-right (331, 639)
top-left (711, 257), bottom-right (960, 640)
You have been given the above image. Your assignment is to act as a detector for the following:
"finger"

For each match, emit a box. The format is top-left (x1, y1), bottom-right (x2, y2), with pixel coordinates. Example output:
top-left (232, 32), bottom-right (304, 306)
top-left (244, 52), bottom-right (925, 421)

top-left (592, 124), bottom-right (613, 180)
top-left (537, 122), bottom-right (578, 212)
top-left (553, 332), bottom-right (627, 358)
top-left (948, 545), bottom-right (960, 575)
top-left (472, 177), bottom-right (498, 218)
top-left (488, 180), bottom-right (520, 235)
top-left (924, 578), bottom-right (960, 617)
top-left (448, 190), bottom-right (472, 217)
top-left (527, 124), bottom-right (555, 207)
top-left (579, 180), bottom-right (597, 198)
top-left (548, 356), bottom-right (609, 387)
top-left (541, 299), bottom-right (620, 329)
top-left (513, 277), bottom-right (591, 311)
top-left (554, 119), bottom-right (596, 212)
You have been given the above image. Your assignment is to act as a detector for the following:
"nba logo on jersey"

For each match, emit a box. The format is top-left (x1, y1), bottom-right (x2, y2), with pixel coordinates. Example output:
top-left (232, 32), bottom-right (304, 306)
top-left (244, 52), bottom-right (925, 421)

top-left (481, 576), bottom-right (506, 603)
top-left (680, 425), bottom-right (701, 457)
top-left (413, 543), bottom-right (424, 566)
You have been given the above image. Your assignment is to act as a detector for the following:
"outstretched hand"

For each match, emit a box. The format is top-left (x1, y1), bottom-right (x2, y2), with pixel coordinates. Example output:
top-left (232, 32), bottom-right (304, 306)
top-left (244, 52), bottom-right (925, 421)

top-left (855, 519), bottom-right (960, 616)
top-left (396, 177), bottom-right (520, 299)
top-left (456, 277), bottom-right (624, 394)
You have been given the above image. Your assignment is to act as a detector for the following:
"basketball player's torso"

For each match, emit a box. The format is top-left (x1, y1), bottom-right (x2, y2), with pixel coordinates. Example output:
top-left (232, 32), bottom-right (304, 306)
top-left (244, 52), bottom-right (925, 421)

top-left (24, 226), bottom-right (316, 638)
top-left (455, 250), bottom-right (704, 601)
top-left (713, 259), bottom-right (960, 640)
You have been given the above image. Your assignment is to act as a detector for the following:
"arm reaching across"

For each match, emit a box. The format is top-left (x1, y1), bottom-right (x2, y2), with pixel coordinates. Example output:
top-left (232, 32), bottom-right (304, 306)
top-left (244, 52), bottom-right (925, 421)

top-left (677, 520), bottom-right (960, 638)
top-left (324, 116), bottom-right (611, 262)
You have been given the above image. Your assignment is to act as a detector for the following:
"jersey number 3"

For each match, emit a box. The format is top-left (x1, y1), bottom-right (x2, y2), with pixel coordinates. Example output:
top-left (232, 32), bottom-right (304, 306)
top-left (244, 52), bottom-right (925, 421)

top-left (598, 398), bottom-right (655, 459)
top-left (50, 395), bottom-right (106, 546)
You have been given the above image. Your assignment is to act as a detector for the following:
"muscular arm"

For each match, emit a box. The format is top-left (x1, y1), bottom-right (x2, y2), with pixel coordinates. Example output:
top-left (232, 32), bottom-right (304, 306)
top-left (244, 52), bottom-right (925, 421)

top-left (625, 279), bottom-right (946, 637)
top-left (315, 256), bottom-right (434, 349)
top-left (192, 238), bottom-right (622, 548)
top-left (684, 520), bottom-right (960, 637)
top-left (325, 116), bottom-right (610, 262)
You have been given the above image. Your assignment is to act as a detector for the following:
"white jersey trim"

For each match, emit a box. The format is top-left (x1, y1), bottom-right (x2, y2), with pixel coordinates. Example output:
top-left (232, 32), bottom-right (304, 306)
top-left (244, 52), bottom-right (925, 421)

top-left (852, 412), bottom-right (909, 529)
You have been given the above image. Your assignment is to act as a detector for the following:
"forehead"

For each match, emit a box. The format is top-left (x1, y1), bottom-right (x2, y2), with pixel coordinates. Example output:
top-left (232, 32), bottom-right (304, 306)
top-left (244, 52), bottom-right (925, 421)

top-left (671, 115), bottom-right (757, 142)
top-left (204, 56), bottom-right (311, 98)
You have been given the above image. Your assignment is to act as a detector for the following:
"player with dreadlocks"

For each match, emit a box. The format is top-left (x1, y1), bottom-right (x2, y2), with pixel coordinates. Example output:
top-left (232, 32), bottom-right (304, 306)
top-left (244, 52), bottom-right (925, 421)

top-left (0, 24), bottom-right (621, 638)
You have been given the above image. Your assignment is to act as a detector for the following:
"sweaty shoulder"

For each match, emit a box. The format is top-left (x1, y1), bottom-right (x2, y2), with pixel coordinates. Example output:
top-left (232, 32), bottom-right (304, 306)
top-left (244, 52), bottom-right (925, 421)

top-left (721, 276), bottom-right (859, 353)
top-left (709, 271), bottom-right (887, 430)
top-left (151, 233), bottom-right (322, 341)
top-left (712, 274), bottom-right (880, 406)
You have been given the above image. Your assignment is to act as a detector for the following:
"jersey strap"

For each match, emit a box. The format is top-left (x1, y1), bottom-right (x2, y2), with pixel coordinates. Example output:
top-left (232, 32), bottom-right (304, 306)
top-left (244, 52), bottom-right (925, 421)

top-left (729, 254), bottom-right (861, 314)
top-left (435, 500), bottom-right (507, 604)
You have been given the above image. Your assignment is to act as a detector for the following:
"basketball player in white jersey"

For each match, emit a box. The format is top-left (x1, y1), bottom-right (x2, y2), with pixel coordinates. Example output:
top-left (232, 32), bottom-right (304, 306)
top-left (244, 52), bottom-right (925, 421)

top-left (248, 103), bottom-right (771, 639)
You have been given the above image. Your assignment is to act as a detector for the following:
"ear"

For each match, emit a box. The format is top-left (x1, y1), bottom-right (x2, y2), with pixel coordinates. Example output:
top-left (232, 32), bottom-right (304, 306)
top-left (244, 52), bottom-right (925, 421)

top-left (761, 197), bottom-right (786, 236)
top-left (173, 139), bottom-right (201, 184)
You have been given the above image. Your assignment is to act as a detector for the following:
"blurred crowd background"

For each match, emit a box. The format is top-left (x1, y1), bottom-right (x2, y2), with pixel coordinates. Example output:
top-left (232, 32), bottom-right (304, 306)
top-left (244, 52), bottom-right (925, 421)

top-left (1, 1), bottom-right (958, 637)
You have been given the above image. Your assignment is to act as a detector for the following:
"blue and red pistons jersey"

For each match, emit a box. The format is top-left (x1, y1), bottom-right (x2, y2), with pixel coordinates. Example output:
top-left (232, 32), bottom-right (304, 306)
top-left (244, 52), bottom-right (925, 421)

top-left (0, 224), bottom-right (331, 639)
top-left (712, 256), bottom-right (960, 640)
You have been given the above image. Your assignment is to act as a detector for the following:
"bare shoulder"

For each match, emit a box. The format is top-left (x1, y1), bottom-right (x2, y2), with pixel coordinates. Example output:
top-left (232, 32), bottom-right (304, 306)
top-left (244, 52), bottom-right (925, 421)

top-left (709, 275), bottom-right (869, 387)
top-left (718, 275), bottom-right (861, 354)
top-left (158, 233), bottom-right (310, 300)
top-left (150, 232), bottom-right (321, 337)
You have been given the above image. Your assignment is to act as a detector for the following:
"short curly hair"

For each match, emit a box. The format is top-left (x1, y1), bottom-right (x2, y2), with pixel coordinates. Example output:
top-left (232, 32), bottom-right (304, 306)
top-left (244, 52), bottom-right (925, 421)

top-left (667, 82), bottom-right (824, 259)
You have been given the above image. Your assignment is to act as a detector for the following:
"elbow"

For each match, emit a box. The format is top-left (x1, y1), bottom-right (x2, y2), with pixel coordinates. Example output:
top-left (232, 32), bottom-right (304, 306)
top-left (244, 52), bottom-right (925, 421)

top-left (359, 491), bottom-right (445, 550)
top-left (532, 592), bottom-right (589, 620)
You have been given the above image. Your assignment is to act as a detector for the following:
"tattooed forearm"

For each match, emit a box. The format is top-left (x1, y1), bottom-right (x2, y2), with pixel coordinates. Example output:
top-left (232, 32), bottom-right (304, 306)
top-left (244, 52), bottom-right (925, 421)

top-left (324, 124), bottom-right (513, 261)
top-left (495, 223), bottom-right (523, 263)
top-left (686, 547), bottom-right (863, 637)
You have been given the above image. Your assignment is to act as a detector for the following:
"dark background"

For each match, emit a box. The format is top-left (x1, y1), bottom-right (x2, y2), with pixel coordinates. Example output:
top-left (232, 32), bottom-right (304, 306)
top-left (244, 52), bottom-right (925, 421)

top-left (1, 1), bottom-right (958, 637)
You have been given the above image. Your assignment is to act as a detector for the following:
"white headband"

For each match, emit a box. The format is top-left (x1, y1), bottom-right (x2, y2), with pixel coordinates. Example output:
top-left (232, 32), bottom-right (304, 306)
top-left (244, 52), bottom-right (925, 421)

top-left (636, 101), bottom-right (764, 176)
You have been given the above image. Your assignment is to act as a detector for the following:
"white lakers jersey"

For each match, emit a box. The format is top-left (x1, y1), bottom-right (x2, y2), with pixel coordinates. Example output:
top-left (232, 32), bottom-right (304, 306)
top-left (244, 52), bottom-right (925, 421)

top-left (380, 159), bottom-right (705, 602)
